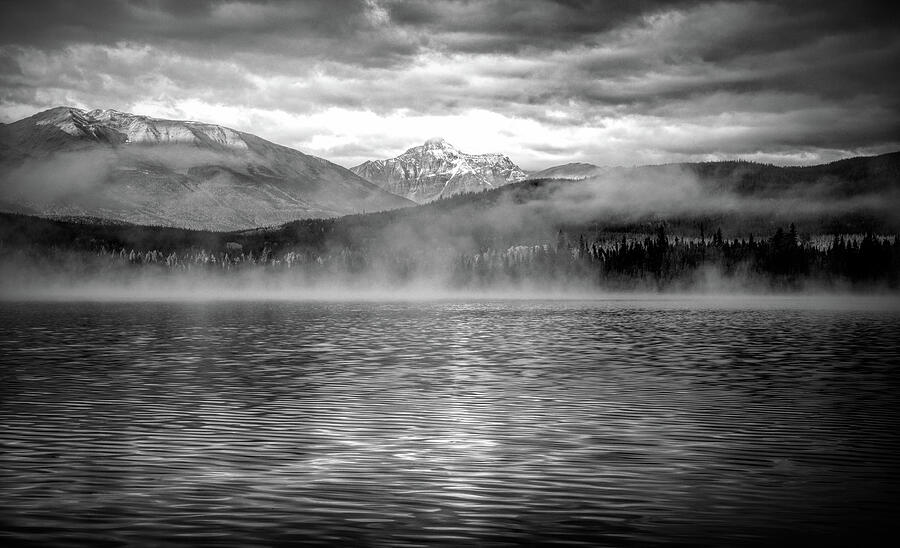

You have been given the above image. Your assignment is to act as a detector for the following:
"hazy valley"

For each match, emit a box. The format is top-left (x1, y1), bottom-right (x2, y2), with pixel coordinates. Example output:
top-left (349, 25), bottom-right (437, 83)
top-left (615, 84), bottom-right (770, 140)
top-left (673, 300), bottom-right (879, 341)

top-left (1, 127), bottom-right (898, 296)
top-left (1, 107), bottom-right (898, 297)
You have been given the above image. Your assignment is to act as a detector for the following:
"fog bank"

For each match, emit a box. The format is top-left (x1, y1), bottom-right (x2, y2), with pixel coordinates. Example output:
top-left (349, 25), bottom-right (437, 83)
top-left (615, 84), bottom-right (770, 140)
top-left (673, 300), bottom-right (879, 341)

top-left (3, 258), bottom-right (899, 312)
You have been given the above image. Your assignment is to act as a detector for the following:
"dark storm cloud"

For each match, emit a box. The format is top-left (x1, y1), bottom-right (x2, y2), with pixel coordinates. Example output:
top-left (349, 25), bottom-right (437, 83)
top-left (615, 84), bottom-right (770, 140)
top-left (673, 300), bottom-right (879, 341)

top-left (1, 0), bottom-right (688, 53)
top-left (0, 0), bottom-right (422, 67)
top-left (5, 1), bottom-right (894, 68)
top-left (0, 0), bottom-right (898, 167)
top-left (387, 0), bottom-right (702, 52)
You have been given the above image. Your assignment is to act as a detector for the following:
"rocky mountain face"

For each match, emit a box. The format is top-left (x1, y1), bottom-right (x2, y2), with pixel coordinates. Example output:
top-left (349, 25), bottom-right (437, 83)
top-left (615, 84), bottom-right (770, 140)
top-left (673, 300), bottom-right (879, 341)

top-left (0, 107), bottom-right (412, 230)
top-left (350, 138), bottom-right (526, 203)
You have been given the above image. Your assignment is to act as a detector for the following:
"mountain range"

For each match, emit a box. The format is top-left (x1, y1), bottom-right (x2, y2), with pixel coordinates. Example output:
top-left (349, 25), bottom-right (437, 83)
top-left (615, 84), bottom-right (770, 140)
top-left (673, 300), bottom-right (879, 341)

top-left (350, 138), bottom-right (526, 203)
top-left (0, 107), bottom-right (412, 230)
top-left (4, 150), bottom-right (898, 264)
top-left (2, 107), bottom-right (898, 234)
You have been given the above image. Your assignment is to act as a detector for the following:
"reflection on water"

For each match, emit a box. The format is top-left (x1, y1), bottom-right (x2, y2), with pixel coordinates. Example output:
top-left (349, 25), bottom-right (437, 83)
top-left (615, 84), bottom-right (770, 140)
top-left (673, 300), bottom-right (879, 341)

top-left (1, 300), bottom-right (899, 546)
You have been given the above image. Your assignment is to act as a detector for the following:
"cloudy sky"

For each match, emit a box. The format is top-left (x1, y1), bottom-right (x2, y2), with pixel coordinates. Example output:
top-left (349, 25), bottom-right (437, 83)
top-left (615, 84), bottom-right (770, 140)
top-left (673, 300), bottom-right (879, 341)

top-left (1, 0), bottom-right (898, 170)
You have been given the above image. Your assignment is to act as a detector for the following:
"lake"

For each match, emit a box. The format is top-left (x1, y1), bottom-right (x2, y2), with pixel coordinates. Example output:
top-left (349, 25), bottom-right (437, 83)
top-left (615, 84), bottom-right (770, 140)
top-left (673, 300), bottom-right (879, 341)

top-left (1, 298), bottom-right (899, 546)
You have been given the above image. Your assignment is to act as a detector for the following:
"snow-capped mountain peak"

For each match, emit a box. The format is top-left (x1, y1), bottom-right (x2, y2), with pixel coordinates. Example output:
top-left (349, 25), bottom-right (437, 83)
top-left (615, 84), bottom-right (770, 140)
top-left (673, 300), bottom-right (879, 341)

top-left (351, 139), bottom-right (526, 203)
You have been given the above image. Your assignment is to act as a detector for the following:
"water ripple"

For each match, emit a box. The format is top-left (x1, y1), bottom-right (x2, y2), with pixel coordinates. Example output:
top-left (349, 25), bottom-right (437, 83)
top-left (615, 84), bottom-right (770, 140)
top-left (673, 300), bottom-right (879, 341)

top-left (1, 300), bottom-right (899, 546)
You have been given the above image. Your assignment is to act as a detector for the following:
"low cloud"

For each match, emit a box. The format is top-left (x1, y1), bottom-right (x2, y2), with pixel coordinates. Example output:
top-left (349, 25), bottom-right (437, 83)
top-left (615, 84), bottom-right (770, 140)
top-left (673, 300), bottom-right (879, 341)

top-left (0, 144), bottom-right (253, 206)
top-left (528, 166), bottom-right (900, 225)
top-left (1, 149), bottom-right (118, 203)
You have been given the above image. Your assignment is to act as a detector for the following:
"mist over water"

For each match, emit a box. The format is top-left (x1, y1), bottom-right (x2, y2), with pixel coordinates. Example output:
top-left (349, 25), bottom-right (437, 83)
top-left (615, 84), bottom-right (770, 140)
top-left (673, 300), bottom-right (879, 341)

top-left (3, 262), bottom-right (900, 306)
top-left (2, 300), bottom-right (899, 546)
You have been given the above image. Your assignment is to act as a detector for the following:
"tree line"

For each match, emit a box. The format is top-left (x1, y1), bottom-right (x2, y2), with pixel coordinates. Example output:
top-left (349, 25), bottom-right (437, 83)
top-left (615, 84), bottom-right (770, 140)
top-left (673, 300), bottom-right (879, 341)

top-left (452, 224), bottom-right (899, 289)
top-left (3, 215), bottom-right (897, 290)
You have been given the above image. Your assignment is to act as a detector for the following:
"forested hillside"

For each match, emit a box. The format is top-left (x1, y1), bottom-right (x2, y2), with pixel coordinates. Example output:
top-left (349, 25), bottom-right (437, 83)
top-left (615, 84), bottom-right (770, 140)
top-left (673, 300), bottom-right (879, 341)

top-left (2, 152), bottom-right (899, 292)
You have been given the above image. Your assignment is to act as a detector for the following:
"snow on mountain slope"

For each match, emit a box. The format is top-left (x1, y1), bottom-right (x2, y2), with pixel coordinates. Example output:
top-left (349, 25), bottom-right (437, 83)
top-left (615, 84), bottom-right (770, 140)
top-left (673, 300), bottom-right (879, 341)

top-left (350, 138), bottom-right (526, 203)
top-left (0, 107), bottom-right (412, 230)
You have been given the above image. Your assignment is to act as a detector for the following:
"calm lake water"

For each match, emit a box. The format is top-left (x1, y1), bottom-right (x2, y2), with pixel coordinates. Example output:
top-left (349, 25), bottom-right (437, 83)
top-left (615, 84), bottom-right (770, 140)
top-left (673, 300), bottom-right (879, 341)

top-left (1, 298), bottom-right (899, 546)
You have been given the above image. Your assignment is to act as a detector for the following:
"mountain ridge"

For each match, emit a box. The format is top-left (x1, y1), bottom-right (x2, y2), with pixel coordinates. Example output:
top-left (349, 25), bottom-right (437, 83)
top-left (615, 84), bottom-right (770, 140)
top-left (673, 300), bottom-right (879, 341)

top-left (0, 107), bottom-right (413, 230)
top-left (525, 162), bottom-right (608, 181)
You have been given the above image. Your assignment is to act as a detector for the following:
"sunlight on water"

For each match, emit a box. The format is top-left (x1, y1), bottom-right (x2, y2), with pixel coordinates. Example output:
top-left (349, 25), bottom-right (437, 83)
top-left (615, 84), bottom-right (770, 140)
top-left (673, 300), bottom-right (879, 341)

top-left (1, 300), bottom-right (899, 546)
